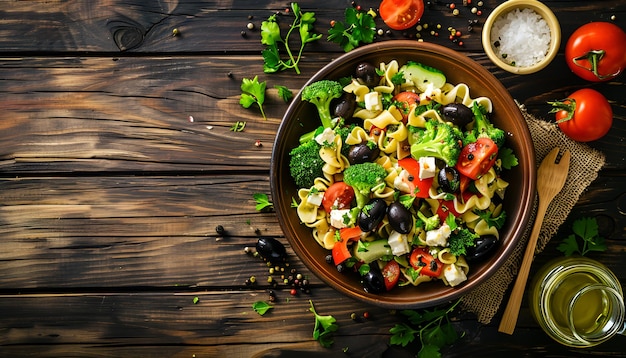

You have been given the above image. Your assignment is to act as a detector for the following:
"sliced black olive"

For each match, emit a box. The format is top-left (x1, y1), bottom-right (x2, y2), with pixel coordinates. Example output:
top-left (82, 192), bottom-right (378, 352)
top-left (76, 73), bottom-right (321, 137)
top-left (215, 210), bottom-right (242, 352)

top-left (333, 93), bottom-right (356, 119)
top-left (358, 198), bottom-right (388, 232)
top-left (465, 235), bottom-right (498, 262)
top-left (438, 167), bottom-right (461, 193)
top-left (355, 62), bottom-right (379, 87)
top-left (348, 143), bottom-right (380, 165)
top-left (362, 264), bottom-right (386, 294)
top-left (442, 103), bottom-right (474, 128)
top-left (256, 237), bottom-right (287, 264)
top-left (387, 202), bottom-right (413, 234)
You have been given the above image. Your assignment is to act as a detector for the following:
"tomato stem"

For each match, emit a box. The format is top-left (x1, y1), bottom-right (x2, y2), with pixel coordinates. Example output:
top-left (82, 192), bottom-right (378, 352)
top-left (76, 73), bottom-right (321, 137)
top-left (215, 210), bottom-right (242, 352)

top-left (572, 50), bottom-right (620, 81)
top-left (548, 98), bottom-right (576, 123)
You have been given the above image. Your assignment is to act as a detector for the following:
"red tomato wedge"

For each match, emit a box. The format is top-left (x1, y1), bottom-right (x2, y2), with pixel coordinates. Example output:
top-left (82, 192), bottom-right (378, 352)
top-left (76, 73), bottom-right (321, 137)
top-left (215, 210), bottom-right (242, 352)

top-left (455, 138), bottom-right (498, 180)
top-left (331, 227), bottom-right (363, 265)
top-left (322, 182), bottom-right (355, 213)
top-left (379, 0), bottom-right (425, 31)
top-left (398, 157), bottom-right (434, 198)
top-left (409, 247), bottom-right (443, 277)
top-left (382, 260), bottom-right (401, 291)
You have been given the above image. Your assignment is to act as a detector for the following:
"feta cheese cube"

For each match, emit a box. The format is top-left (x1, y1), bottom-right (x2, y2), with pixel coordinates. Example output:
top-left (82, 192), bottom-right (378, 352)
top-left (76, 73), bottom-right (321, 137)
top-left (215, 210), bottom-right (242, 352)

top-left (444, 263), bottom-right (467, 287)
top-left (418, 156), bottom-right (437, 179)
top-left (387, 230), bottom-right (410, 256)
top-left (330, 209), bottom-right (352, 229)
top-left (425, 224), bottom-right (451, 247)
top-left (393, 169), bottom-right (412, 193)
top-left (364, 91), bottom-right (382, 111)
top-left (307, 191), bottom-right (323, 207)
top-left (315, 127), bottom-right (336, 146)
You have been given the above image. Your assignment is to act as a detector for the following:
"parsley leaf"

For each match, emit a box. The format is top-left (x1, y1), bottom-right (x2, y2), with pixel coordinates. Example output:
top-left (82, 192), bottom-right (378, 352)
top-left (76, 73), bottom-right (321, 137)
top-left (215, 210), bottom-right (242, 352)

top-left (557, 217), bottom-right (607, 256)
top-left (474, 208), bottom-right (506, 229)
top-left (309, 300), bottom-right (338, 348)
top-left (389, 299), bottom-right (462, 355)
top-left (252, 301), bottom-right (273, 316)
top-left (240, 76), bottom-right (267, 120)
top-left (253, 193), bottom-right (273, 211)
top-left (498, 147), bottom-right (519, 170)
top-left (260, 3), bottom-right (322, 74)
top-left (327, 7), bottom-right (376, 52)
top-left (274, 85), bottom-right (294, 102)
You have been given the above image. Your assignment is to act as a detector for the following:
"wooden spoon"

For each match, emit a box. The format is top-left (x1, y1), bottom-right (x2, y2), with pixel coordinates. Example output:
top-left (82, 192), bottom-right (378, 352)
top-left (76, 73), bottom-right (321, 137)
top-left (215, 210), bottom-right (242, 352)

top-left (498, 147), bottom-right (571, 335)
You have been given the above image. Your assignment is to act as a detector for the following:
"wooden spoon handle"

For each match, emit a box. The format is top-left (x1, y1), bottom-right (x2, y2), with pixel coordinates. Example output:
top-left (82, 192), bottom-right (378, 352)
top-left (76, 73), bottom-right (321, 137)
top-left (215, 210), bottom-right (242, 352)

top-left (498, 199), bottom-right (550, 335)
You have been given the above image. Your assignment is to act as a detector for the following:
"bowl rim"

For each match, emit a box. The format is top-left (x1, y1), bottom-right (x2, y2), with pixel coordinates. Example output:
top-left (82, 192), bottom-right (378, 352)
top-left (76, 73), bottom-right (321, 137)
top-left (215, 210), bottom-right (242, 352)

top-left (482, 0), bottom-right (561, 74)
top-left (271, 40), bottom-right (536, 309)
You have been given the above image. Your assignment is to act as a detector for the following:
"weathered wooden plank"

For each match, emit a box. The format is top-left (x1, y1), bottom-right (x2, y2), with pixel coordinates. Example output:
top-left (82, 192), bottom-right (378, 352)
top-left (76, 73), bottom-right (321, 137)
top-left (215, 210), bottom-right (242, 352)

top-left (0, 289), bottom-right (624, 357)
top-left (1, 1), bottom-right (624, 55)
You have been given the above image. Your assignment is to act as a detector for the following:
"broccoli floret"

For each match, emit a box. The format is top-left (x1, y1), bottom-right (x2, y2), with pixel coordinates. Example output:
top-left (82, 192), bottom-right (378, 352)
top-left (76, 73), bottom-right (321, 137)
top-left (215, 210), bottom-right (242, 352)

top-left (334, 121), bottom-right (357, 157)
top-left (448, 228), bottom-right (479, 256)
top-left (409, 119), bottom-right (463, 167)
top-left (417, 210), bottom-right (440, 231)
top-left (289, 140), bottom-right (324, 188)
top-left (342, 162), bottom-right (387, 209)
top-left (465, 102), bottom-right (505, 148)
top-left (299, 80), bottom-right (344, 143)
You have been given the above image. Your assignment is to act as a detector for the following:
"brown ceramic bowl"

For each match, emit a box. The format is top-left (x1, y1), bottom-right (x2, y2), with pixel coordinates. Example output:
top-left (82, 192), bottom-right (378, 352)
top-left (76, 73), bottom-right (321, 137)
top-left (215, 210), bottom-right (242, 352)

top-left (270, 41), bottom-right (536, 309)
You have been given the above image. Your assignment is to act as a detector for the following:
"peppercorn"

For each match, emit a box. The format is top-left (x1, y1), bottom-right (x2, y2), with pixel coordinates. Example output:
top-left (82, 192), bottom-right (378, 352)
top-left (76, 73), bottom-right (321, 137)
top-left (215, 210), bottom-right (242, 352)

top-left (215, 225), bottom-right (225, 235)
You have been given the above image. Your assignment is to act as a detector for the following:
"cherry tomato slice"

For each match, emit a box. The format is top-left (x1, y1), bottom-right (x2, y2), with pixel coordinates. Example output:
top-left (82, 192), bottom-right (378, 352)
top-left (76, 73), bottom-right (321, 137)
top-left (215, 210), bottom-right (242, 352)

top-left (565, 22), bottom-right (626, 82)
top-left (398, 157), bottom-right (434, 198)
top-left (409, 247), bottom-right (443, 277)
top-left (379, 0), bottom-right (425, 31)
top-left (392, 91), bottom-right (420, 122)
top-left (455, 138), bottom-right (498, 180)
top-left (322, 182), bottom-right (355, 213)
top-left (382, 259), bottom-right (401, 291)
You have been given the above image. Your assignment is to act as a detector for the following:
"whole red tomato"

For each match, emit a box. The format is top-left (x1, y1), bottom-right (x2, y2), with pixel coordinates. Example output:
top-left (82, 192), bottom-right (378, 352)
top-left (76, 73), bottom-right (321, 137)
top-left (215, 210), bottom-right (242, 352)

top-left (565, 22), bottom-right (626, 82)
top-left (379, 0), bottom-right (424, 31)
top-left (548, 88), bottom-right (613, 142)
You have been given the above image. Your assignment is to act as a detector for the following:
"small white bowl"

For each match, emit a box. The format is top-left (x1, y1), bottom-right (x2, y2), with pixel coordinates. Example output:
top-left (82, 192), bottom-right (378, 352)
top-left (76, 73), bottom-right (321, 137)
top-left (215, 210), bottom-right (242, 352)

top-left (482, 0), bottom-right (561, 74)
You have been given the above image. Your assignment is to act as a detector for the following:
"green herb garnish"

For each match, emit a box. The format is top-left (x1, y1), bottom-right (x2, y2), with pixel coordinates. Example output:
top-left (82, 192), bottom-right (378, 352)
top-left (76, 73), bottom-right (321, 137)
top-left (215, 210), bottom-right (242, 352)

top-left (557, 217), bottom-right (607, 256)
top-left (253, 193), bottom-right (273, 211)
top-left (274, 85), bottom-right (294, 102)
top-left (309, 300), bottom-right (338, 348)
top-left (327, 7), bottom-right (376, 52)
top-left (240, 76), bottom-right (266, 120)
top-left (252, 301), bottom-right (273, 316)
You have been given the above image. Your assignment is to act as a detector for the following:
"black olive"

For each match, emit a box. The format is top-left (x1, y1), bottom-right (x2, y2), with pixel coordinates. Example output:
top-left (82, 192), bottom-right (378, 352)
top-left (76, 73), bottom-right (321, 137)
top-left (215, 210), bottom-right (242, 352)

top-left (333, 93), bottom-right (356, 119)
top-left (362, 264), bottom-right (386, 294)
top-left (348, 143), bottom-right (380, 164)
top-left (358, 198), bottom-right (388, 232)
top-left (438, 167), bottom-right (461, 193)
top-left (256, 237), bottom-right (287, 264)
top-left (465, 235), bottom-right (498, 262)
top-left (441, 103), bottom-right (474, 128)
top-left (355, 62), bottom-right (379, 87)
top-left (387, 202), bottom-right (413, 234)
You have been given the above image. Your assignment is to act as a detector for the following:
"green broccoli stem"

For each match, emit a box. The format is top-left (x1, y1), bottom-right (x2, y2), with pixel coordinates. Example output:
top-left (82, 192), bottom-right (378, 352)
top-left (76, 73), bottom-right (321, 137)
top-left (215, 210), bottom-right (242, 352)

top-left (299, 130), bottom-right (316, 144)
top-left (354, 191), bottom-right (370, 210)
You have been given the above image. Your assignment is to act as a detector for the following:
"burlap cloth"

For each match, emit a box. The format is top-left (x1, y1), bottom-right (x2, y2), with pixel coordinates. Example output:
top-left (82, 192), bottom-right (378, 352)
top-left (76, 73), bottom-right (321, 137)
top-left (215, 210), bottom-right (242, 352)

top-left (460, 104), bottom-right (606, 324)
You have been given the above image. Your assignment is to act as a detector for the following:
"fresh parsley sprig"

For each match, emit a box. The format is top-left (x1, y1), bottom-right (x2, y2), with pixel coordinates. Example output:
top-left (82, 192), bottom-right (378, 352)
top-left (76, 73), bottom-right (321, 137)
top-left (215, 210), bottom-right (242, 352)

top-left (261, 3), bottom-right (322, 74)
top-left (327, 7), bottom-right (376, 52)
top-left (309, 300), bottom-right (338, 348)
top-left (240, 76), bottom-right (267, 120)
top-left (389, 299), bottom-right (462, 358)
top-left (253, 193), bottom-right (273, 212)
top-left (557, 217), bottom-right (607, 256)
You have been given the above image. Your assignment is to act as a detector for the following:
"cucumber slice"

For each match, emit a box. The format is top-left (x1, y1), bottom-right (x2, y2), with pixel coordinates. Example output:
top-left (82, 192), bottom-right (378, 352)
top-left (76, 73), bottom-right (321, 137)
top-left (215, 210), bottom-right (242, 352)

top-left (353, 240), bottom-right (392, 264)
top-left (401, 61), bottom-right (446, 92)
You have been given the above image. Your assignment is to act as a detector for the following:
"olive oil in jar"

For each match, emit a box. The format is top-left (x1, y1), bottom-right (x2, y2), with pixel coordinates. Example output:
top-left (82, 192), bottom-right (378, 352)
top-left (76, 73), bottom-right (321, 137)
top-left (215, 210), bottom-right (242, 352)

top-left (528, 256), bottom-right (625, 347)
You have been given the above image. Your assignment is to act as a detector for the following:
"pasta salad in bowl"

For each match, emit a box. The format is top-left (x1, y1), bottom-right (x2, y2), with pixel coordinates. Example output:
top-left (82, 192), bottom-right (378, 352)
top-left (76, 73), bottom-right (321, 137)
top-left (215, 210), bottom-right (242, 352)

top-left (270, 41), bottom-right (535, 309)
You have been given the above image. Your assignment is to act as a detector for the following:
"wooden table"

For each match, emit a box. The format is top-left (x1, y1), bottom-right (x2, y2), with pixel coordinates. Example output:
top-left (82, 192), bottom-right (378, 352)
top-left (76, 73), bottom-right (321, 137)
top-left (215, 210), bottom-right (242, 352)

top-left (1, 1), bottom-right (624, 357)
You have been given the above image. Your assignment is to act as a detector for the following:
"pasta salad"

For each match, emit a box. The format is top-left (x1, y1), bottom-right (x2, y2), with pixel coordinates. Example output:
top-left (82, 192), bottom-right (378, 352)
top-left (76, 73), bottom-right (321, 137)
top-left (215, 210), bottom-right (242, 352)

top-left (289, 59), bottom-right (517, 293)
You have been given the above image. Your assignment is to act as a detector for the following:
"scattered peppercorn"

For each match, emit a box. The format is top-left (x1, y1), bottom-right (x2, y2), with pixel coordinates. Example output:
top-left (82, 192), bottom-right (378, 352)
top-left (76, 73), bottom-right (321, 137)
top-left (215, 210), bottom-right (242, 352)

top-left (240, 30), bottom-right (247, 37)
top-left (290, 288), bottom-right (297, 296)
top-left (362, 311), bottom-right (370, 319)
top-left (172, 28), bottom-right (180, 36)
top-left (215, 225), bottom-right (225, 235)
top-left (247, 22), bottom-right (254, 30)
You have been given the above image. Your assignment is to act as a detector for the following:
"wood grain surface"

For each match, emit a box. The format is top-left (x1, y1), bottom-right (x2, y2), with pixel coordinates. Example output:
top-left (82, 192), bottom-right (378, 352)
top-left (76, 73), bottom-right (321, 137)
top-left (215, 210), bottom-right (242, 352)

top-left (0, 0), bottom-right (624, 357)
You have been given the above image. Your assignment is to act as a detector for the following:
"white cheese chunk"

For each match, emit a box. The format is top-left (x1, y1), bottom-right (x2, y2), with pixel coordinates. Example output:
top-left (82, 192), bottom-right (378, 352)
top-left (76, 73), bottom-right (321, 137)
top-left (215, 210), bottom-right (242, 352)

top-left (364, 91), bottom-right (382, 111)
top-left (418, 156), bottom-right (437, 179)
top-left (329, 209), bottom-right (351, 229)
top-left (425, 224), bottom-right (451, 247)
top-left (387, 230), bottom-right (410, 256)
top-left (315, 127), bottom-right (336, 146)
top-left (393, 169), bottom-right (412, 193)
top-left (444, 263), bottom-right (468, 287)
top-left (307, 191), bottom-right (324, 207)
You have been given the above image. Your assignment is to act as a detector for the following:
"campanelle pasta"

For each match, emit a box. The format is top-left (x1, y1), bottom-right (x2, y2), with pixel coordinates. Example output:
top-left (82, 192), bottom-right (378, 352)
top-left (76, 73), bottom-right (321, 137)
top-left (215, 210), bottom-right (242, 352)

top-left (292, 59), bottom-right (514, 291)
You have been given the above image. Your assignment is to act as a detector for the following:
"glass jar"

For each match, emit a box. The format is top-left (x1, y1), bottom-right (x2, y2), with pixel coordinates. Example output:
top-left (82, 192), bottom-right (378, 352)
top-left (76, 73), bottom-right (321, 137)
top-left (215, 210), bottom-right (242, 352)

top-left (528, 256), bottom-right (625, 347)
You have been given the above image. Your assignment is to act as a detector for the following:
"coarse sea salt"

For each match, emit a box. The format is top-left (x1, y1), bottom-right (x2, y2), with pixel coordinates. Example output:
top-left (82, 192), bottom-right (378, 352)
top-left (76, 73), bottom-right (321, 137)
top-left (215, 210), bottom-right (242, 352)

top-left (490, 8), bottom-right (551, 67)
